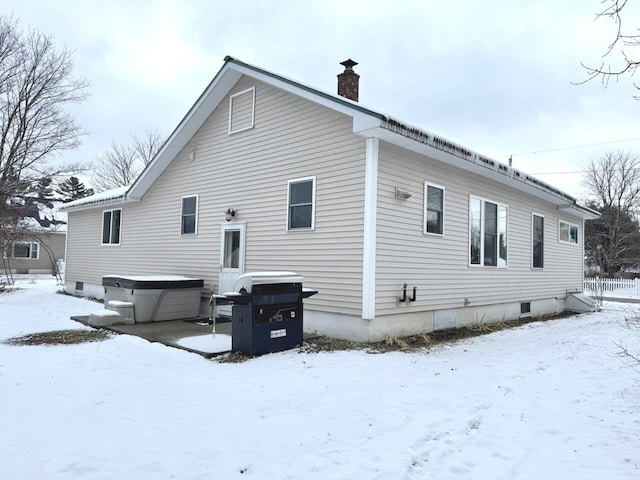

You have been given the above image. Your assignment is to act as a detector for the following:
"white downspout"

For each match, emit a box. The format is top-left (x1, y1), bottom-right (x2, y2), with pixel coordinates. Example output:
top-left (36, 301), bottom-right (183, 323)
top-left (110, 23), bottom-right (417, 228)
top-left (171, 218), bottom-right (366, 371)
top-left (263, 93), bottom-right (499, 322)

top-left (362, 137), bottom-right (378, 320)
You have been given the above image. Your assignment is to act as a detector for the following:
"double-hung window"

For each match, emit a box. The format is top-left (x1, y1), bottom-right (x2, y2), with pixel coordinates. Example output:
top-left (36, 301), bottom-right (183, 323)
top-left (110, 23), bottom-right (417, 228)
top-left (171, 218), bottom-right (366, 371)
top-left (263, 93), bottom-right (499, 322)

top-left (532, 214), bottom-right (544, 268)
top-left (424, 182), bottom-right (444, 235)
top-left (470, 196), bottom-right (508, 267)
top-left (13, 242), bottom-right (39, 259)
top-left (181, 195), bottom-right (198, 235)
top-left (102, 209), bottom-right (121, 245)
top-left (287, 176), bottom-right (316, 230)
top-left (559, 220), bottom-right (578, 244)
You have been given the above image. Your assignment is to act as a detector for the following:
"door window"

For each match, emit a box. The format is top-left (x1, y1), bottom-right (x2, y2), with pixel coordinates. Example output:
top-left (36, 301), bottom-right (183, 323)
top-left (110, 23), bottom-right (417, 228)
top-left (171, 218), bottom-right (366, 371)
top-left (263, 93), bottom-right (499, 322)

top-left (223, 230), bottom-right (240, 268)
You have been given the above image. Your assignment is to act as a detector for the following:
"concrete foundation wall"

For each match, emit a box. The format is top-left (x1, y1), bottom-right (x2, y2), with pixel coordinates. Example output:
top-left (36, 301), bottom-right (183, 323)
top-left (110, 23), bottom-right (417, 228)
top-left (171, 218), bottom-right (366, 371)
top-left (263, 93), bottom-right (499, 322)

top-left (306, 296), bottom-right (565, 342)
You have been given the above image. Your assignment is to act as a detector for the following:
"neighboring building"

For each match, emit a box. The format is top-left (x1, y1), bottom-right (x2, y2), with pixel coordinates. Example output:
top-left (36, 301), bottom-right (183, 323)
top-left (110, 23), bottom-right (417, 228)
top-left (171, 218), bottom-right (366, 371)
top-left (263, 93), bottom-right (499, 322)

top-left (59, 57), bottom-right (598, 341)
top-left (5, 207), bottom-right (66, 275)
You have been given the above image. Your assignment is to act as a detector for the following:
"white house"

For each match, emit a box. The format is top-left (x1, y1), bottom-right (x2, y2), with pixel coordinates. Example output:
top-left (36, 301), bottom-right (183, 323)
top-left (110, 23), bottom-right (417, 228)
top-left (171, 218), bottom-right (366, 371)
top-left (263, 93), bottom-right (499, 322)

top-left (59, 56), bottom-right (598, 342)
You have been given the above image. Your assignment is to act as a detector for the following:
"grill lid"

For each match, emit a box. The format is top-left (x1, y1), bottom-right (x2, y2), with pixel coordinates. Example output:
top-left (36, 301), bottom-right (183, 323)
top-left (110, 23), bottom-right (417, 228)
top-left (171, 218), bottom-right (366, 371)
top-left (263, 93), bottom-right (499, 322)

top-left (232, 271), bottom-right (304, 293)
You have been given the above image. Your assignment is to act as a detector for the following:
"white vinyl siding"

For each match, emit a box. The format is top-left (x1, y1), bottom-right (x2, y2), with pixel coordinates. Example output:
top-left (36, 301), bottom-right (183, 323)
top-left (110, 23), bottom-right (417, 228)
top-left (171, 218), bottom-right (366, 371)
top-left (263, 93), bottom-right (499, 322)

top-left (559, 220), bottom-right (578, 244)
top-left (228, 86), bottom-right (255, 134)
top-left (101, 209), bottom-right (121, 245)
top-left (375, 142), bottom-right (584, 316)
top-left (287, 176), bottom-right (316, 230)
top-left (181, 195), bottom-right (198, 235)
top-left (424, 182), bottom-right (444, 235)
top-left (65, 77), bottom-right (366, 316)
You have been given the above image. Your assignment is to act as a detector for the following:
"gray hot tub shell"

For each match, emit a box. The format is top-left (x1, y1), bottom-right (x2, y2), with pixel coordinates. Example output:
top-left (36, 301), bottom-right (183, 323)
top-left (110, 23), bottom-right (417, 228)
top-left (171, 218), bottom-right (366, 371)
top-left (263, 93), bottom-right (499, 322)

top-left (102, 275), bottom-right (204, 323)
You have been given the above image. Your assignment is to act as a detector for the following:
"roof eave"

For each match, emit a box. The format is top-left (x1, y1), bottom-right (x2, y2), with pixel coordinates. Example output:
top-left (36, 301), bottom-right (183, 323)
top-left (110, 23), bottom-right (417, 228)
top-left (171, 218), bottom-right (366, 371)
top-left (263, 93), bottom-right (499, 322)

top-left (359, 119), bottom-right (598, 220)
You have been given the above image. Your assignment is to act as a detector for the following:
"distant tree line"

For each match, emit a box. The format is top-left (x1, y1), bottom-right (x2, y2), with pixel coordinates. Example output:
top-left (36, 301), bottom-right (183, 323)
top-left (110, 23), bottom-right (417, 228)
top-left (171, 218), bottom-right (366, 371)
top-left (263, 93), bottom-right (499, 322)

top-left (584, 151), bottom-right (640, 276)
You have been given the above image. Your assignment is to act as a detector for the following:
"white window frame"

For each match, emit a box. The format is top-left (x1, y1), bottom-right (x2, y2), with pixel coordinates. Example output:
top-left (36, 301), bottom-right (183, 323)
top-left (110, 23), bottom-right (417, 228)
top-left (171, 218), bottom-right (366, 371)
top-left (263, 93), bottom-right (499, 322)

top-left (13, 241), bottom-right (39, 259)
top-left (532, 213), bottom-right (544, 269)
top-left (424, 181), bottom-right (445, 236)
top-left (101, 208), bottom-right (122, 246)
top-left (559, 219), bottom-right (579, 245)
top-left (228, 86), bottom-right (256, 134)
top-left (287, 176), bottom-right (316, 231)
top-left (181, 194), bottom-right (199, 235)
top-left (469, 195), bottom-right (508, 268)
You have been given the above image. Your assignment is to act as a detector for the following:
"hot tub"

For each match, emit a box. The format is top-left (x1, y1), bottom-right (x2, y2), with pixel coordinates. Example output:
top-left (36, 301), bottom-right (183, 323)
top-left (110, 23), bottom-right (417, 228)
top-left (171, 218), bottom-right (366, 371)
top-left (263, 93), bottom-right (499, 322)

top-left (102, 275), bottom-right (204, 323)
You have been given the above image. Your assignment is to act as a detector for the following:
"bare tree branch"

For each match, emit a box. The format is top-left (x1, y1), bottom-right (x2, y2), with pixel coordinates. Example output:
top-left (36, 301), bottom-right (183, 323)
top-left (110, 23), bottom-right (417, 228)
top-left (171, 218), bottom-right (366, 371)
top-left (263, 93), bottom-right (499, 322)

top-left (578, 0), bottom-right (640, 97)
top-left (91, 129), bottom-right (164, 192)
top-left (0, 15), bottom-right (88, 253)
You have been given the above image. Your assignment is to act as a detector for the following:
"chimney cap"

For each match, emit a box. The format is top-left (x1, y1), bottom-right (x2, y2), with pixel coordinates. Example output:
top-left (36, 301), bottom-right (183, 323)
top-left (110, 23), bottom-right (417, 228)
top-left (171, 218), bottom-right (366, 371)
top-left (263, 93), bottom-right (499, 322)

top-left (340, 59), bottom-right (358, 71)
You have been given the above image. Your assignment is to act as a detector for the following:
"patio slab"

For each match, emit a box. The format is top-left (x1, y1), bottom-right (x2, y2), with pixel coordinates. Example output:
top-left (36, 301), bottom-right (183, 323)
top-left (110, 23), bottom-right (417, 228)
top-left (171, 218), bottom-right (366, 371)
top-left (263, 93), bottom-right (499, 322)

top-left (72, 315), bottom-right (233, 358)
top-left (71, 315), bottom-right (316, 358)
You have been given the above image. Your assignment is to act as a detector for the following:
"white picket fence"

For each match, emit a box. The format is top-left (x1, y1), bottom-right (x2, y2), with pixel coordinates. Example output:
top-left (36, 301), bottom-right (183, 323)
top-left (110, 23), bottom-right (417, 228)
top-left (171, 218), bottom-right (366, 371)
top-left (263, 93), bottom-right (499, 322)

top-left (583, 277), bottom-right (640, 298)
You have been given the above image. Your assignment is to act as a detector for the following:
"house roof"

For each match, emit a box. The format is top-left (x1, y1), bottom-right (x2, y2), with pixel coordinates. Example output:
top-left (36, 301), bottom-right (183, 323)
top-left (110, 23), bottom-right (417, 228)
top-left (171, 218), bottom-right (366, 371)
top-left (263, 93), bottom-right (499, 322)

top-left (61, 56), bottom-right (598, 220)
top-left (20, 203), bottom-right (67, 233)
top-left (58, 185), bottom-right (128, 212)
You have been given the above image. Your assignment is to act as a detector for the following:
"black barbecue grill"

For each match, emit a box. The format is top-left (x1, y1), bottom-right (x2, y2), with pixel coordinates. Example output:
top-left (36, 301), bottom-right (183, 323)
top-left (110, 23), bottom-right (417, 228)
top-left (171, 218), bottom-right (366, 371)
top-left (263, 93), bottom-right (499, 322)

top-left (215, 272), bottom-right (317, 354)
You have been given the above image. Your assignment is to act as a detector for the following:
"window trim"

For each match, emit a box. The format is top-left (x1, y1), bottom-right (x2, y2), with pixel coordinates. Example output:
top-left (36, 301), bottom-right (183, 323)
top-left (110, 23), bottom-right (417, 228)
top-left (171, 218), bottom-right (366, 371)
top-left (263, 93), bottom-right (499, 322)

top-left (469, 195), bottom-right (508, 268)
top-left (286, 176), bottom-right (316, 231)
top-left (181, 194), bottom-right (199, 235)
top-left (423, 181), bottom-right (445, 236)
top-left (559, 219), bottom-right (579, 245)
top-left (13, 241), bottom-right (39, 259)
top-left (532, 213), bottom-right (544, 269)
top-left (101, 208), bottom-right (122, 246)
top-left (228, 86), bottom-right (256, 134)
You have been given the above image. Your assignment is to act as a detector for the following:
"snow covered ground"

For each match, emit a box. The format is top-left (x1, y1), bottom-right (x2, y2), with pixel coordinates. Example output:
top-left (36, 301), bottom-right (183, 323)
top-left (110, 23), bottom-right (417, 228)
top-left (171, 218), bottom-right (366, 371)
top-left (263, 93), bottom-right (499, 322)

top-left (1, 276), bottom-right (639, 479)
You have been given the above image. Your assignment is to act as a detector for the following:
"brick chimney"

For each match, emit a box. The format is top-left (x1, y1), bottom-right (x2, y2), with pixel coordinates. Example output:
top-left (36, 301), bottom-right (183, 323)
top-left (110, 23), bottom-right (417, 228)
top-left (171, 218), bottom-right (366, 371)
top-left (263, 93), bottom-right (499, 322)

top-left (337, 59), bottom-right (359, 102)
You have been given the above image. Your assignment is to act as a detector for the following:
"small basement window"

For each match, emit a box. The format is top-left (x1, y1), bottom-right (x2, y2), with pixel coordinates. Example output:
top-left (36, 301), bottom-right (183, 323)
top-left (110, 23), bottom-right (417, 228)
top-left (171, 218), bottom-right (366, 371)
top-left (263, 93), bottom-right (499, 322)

top-left (76, 281), bottom-right (84, 292)
top-left (521, 302), bottom-right (531, 315)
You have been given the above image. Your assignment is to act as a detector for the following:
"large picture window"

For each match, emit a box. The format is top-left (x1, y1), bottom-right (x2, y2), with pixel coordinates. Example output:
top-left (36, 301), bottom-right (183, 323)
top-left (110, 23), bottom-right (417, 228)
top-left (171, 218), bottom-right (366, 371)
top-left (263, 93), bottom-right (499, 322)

top-left (532, 214), bottom-right (544, 268)
top-left (13, 242), bottom-right (39, 259)
top-left (287, 176), bottom-right (316, 230)
top-left (559, 220), bottom-right (578, 244)
top-left (181, 195), bottom-right (198, 235)
top-left (470, 196), bottom-right (508, 267)
top-left (102, 209), bottom-right (121, 245)
top-left (424, 182), bottom-right (444, 235)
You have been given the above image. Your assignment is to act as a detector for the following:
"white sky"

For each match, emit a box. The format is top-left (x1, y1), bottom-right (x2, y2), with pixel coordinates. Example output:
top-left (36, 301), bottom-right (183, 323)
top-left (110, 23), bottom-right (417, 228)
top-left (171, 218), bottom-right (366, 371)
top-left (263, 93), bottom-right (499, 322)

top-left (5, 0), bottom-right (640, 200)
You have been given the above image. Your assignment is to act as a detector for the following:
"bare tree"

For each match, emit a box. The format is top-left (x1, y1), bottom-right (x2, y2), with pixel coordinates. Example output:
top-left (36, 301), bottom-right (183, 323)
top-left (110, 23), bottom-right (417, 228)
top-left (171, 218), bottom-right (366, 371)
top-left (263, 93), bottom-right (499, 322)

top-left (0, 15), bottom-right (88, 261)
top-left (91, 129), bottom-right (163, 192)
top-left (581, 0), bottom-right (640, 96)
top-left (583, 151), bottom-right (640, 275)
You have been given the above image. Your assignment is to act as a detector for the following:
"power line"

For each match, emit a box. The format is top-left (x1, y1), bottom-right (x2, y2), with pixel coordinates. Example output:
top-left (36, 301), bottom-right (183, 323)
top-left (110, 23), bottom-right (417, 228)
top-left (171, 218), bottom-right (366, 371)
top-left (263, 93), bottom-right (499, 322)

top-left (512, 137), bottom-right (640, 157)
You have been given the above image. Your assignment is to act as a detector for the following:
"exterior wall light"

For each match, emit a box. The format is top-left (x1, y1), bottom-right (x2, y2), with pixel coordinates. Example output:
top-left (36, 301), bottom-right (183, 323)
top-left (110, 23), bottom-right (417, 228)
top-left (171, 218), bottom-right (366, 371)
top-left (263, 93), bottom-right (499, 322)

top-left (395, 188), bottom-right (412, 200)
top-left (225, 208), bottom-right (236, 222)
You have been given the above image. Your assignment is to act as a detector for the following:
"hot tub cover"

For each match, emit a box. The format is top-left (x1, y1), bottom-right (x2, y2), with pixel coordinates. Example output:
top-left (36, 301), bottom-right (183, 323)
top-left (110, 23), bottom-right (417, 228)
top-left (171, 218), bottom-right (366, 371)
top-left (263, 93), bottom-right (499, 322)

top-left (102, 275), bottom-right (204, 290)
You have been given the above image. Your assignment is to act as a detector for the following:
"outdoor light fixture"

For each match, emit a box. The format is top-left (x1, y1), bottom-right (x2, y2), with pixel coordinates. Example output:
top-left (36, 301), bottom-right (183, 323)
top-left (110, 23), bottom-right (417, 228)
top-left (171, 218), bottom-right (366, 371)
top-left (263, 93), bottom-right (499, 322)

top-left (225, 208), bottom-right (236, 222)
top-left (395, 187), bottom-right (412, 200)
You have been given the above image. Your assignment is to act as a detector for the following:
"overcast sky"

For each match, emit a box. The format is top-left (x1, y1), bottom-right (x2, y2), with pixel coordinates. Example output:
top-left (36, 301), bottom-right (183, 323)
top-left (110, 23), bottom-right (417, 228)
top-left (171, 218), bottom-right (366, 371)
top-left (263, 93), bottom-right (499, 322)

top-left (5, 0), bottom-right (640, 199)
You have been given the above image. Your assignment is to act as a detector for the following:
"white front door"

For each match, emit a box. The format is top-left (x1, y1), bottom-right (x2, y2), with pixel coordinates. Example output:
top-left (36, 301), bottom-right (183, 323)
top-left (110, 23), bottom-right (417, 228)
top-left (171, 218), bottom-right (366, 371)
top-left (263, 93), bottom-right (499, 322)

top-left (218, 222), bottom-right (246, 315)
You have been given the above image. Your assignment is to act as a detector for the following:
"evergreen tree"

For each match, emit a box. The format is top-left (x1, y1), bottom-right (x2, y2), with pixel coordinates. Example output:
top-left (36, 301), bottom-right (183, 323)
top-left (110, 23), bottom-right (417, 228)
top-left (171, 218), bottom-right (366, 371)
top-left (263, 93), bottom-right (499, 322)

top-left (56, 177), bottom-right (94, 202)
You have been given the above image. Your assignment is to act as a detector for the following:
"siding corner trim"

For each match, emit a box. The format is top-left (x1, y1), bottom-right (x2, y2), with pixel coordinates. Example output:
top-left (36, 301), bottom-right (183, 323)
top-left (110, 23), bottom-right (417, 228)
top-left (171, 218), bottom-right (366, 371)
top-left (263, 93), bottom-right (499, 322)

top-left (362, 137), bottom-right (378, 320)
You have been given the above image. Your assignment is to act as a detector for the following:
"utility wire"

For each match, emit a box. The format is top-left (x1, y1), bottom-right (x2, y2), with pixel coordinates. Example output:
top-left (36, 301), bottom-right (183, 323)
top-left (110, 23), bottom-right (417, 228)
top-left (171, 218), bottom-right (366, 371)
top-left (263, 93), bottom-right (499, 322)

top-left (512, 137), bottom-right (640, 157)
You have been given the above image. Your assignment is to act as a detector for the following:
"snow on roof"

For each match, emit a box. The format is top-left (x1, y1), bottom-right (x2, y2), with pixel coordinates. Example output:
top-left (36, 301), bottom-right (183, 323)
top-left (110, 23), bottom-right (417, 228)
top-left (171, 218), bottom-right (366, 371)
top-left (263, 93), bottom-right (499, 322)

top-left (19, 201), bottom-right (67, 233)
top-left (58, 186), bottom-right (129, 211)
